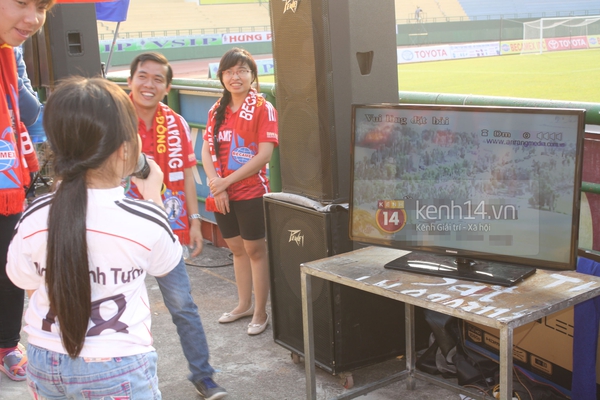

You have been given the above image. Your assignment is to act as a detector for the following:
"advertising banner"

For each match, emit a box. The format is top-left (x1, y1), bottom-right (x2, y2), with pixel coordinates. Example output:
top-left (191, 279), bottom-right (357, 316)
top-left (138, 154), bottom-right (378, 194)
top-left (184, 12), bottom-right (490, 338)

top-left (397, 45), bottom-right (453, 64)
top-left (99, 34), bottom-right (223, 53)
top-left (397, 42), bottom-right (499, 64)
top-left (501, 36), bottom-right (591, 55)
top-left (546, 36), bottom-right (589, 51)
top-left (499, 39), bottom-right (546, 55)
top-left (222, 32), bottom-right (272, 44)
top-left (589, 35), bottom-right (600, 48)
top-left (449, 42), bottom-right (499, 59)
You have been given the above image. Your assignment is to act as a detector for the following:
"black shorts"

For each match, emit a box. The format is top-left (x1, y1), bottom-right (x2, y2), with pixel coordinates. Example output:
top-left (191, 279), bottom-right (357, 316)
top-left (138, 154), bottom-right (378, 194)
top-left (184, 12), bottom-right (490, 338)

top-left (214, 197), bottom-right (265, 240)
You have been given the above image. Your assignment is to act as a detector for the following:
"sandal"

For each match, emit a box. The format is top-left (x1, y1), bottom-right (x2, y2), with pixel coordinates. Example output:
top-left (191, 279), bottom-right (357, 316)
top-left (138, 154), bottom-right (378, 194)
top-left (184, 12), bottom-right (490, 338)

top-left (0, 345), bottom-right (27, 381)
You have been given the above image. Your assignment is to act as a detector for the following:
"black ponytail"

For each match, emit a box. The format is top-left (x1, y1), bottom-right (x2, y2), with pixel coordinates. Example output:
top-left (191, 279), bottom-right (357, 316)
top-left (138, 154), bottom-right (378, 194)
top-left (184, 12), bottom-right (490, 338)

top-left (213, 91), bottom-right (231, 153)
top-left (43, 77), bottom-right (138, 358)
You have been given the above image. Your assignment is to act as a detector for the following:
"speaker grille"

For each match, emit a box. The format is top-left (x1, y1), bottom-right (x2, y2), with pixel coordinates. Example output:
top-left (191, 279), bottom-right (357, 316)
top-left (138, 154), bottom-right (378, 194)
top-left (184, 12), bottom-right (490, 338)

top-left (271, 4), bottom-right (316, 97)
top-left (269, 0), bottom-right (338, 202)
top-left (278, 104), bottom-right (330, 199)
top-left (38, 3), bottom-right (101, 86)
top-left (265, 196), bottom-right (432, 373)
top-left (265, 198), bottom-right (335, 368)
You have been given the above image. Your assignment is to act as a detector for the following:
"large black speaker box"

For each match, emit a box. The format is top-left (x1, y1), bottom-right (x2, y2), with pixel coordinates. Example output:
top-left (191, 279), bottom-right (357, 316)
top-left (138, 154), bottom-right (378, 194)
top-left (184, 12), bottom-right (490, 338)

top-left (269, 0), bottom-right (399, 203)
top-left (28, 3), bottom-right (102, 87)
top-left (264, 195), bottom-right (429, 374)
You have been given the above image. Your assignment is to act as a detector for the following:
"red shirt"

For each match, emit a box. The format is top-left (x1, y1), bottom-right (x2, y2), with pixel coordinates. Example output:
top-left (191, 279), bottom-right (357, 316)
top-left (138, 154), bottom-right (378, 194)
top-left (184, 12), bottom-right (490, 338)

top-left (204, 99), bottom-right (278, 201)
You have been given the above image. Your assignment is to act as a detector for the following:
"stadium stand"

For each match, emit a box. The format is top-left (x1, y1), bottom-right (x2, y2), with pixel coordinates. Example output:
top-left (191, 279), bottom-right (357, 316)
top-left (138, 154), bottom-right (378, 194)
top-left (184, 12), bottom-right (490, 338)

top-left (97, 0), bottom-right (272, 38)
top-left (394, 0), bottom-right (467, 22)
top-left (97, 0), bottom-right (597, 39)
top-left (98, 0), bottom-right (471, 38)
top-left (458, 0), bottom-right (600, 18)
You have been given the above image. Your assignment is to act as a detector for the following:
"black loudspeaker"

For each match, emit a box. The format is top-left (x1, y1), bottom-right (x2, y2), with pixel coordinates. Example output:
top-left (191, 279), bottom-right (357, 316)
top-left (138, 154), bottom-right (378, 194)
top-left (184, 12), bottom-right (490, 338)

top-left (269, 0), bottom-right (399, 203)
top-left (31, 3), bottom-right (102, 87)
top-left (265, 195), bottom-right (429, 374)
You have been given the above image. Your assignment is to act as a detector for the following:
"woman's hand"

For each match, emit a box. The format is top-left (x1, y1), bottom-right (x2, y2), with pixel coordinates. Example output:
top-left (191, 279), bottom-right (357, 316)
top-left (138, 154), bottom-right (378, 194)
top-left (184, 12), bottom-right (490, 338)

top-left (208, 176), bottom-right (229, 196)
top-left (214, 191), bottom-right (230, 214)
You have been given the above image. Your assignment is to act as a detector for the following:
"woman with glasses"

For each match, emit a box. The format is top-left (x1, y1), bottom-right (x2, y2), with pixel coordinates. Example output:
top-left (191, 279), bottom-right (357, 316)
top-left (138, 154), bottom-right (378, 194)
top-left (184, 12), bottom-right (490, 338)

top-left (202, 47), bottom-right (278, 336)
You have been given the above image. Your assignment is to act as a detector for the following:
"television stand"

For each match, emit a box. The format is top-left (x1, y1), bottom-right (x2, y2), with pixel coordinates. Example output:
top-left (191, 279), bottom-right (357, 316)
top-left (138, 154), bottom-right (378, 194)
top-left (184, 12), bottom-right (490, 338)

top-left (300, 247), bottom-right (600, 400)
top-left (384, 250), bottom-right (536, 286)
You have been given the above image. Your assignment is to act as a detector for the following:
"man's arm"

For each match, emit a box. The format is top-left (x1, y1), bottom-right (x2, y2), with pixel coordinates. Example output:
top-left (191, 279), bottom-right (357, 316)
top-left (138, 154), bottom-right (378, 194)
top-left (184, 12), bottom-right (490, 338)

top-left (14, 46), bottom-right (42, 126)
top-left (184, 166), bottom-right (203, 257)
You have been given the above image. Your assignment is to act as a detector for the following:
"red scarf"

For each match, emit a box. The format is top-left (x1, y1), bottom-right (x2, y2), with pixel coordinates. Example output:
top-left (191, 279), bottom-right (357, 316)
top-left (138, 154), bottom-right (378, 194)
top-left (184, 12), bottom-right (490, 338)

top-left (205, 88), bottom-right (263, 212)
top-left (127, 101), bottom-right (191, 244)
top-left (0, 45), bottom-right (36, 215)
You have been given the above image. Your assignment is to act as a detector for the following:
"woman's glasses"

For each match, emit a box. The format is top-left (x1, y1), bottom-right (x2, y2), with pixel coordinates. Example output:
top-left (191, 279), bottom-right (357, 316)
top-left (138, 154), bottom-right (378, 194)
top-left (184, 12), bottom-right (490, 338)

top-left (223, 68), bottom-right (251, 78)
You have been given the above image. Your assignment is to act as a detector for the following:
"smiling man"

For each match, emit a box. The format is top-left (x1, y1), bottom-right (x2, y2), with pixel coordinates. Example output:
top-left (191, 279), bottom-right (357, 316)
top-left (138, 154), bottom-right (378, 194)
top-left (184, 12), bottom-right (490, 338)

top-left (127, 52), bottom-right (201, 255)
top-left (127, 52), bottom-right (227, 400)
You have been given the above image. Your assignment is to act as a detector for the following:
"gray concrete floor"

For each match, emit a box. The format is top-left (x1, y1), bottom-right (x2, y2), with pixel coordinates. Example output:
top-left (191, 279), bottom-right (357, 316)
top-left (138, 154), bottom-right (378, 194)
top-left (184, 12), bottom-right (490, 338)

top-left (0, 241), bottom-right (479, 400)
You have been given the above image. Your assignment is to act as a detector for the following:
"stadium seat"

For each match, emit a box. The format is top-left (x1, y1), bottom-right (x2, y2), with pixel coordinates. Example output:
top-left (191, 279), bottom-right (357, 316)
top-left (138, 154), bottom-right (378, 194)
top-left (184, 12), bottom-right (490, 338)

top-left (98, 0), bottom-right (272, 38)
top-left (458, 0), bottom-right (599, 19)
top-left (96, 0), bottom-right (599, 39)
top-left (395, 0), bottom-right (467, 22)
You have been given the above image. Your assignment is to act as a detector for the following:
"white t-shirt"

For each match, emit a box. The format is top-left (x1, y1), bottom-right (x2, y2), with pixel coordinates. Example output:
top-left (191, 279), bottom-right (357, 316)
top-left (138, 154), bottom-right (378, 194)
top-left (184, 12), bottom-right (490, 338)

top-left (7, 187), bottom-right (182, 358)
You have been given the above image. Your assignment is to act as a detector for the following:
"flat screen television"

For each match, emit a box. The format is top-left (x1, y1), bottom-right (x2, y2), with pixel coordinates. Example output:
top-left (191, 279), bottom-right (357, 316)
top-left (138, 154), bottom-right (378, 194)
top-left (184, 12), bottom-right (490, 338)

top-left (349, 103), bottom-right (586, 286)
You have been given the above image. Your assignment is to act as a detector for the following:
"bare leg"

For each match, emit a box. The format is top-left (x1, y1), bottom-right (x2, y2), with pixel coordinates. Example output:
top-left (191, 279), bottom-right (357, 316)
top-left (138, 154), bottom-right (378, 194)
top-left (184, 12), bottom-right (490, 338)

top-left (224, 235), bottom-right (253, 315)
top-left (244, 238), bottom-right (269, 325)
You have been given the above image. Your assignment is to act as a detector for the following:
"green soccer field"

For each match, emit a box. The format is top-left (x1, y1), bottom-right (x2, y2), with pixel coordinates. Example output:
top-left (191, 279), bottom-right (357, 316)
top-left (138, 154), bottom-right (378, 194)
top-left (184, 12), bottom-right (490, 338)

top-left (397, 49), bottom-right (600, 103)
top-left (259, 48), bottom-right (600, 103)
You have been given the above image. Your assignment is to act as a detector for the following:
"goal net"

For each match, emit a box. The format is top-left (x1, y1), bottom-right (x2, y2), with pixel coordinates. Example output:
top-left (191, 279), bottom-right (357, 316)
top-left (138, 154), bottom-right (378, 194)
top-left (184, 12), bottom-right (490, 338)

top-left (521, 16), bottom-right (600, 54)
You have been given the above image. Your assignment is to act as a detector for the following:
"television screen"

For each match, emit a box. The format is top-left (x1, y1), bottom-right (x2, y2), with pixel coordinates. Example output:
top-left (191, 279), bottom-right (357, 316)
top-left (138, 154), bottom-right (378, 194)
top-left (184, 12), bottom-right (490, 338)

top-left (349, 103), bottom-right (586, 286)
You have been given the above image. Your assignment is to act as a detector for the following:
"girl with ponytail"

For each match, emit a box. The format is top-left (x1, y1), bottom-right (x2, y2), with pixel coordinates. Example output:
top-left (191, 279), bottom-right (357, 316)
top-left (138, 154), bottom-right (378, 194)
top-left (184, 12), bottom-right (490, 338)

top-left (7, 77), bottom-right (182, 399)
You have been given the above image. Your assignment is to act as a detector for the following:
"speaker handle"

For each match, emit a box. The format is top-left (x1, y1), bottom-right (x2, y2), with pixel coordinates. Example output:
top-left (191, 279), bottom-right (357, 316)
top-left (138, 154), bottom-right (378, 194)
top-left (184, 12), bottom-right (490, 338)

top-left (264, 192), bottom-right (348, 213)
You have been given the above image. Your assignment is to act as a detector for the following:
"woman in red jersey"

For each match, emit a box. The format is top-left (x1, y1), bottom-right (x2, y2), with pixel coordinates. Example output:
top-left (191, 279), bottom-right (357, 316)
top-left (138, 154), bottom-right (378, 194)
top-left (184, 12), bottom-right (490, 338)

top-left (202, 47), bottom-right (278, 336)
